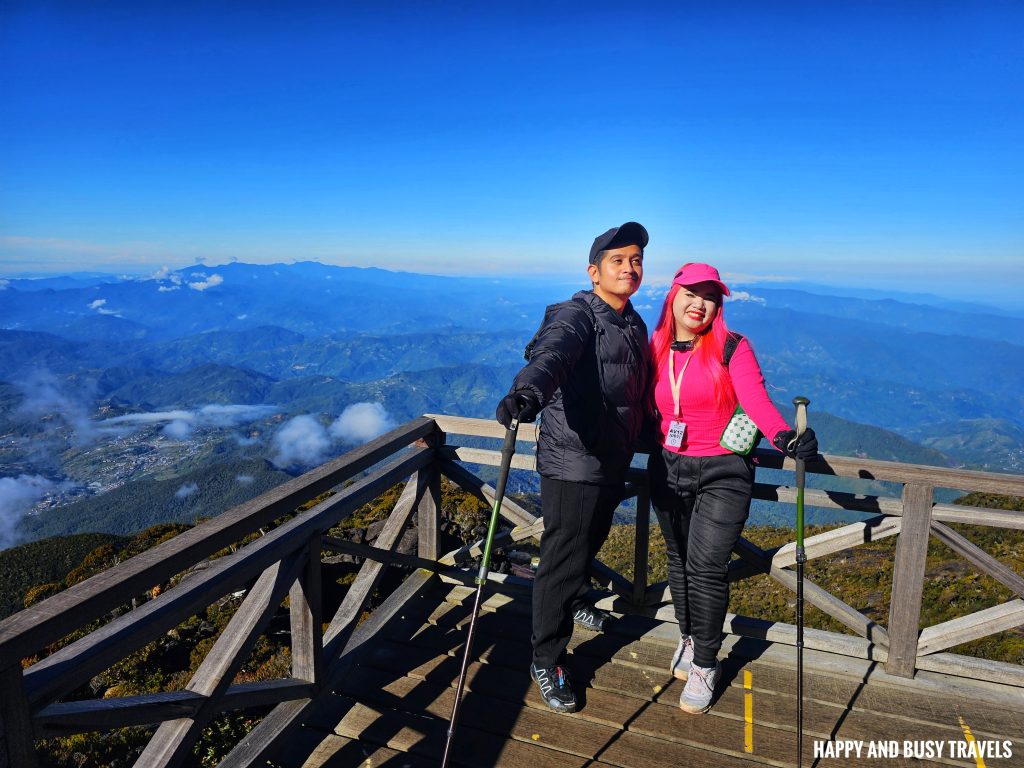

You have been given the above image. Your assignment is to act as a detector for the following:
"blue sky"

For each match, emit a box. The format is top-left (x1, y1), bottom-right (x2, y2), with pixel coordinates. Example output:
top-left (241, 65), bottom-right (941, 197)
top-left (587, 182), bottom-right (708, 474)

top-left (1, 2), bottom-right (1021, 300)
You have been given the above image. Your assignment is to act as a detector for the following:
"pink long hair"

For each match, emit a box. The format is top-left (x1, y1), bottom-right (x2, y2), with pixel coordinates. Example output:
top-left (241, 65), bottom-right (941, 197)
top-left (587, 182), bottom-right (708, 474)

top-left (650, 280), bottom-right (734, 407)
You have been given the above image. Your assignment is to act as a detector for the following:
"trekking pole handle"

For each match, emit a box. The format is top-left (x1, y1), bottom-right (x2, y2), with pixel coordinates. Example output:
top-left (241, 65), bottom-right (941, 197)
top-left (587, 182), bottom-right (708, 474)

top-left (793, 396), bottom-right (809, 439)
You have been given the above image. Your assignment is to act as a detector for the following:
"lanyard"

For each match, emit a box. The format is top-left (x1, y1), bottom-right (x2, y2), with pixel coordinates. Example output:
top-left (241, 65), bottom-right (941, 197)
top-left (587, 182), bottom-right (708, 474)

top-left (668, 348), bottom-right (692, 419)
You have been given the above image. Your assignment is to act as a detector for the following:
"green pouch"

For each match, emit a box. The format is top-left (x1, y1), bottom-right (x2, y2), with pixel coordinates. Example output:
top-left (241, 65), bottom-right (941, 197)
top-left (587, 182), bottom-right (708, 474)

top-left (719, 403), bottom-right (760, 455)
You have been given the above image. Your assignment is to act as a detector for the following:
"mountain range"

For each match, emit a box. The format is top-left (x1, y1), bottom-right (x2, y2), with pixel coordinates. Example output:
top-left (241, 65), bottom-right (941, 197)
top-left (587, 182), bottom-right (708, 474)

top-left (1, 261), bottom-right (1021, 548)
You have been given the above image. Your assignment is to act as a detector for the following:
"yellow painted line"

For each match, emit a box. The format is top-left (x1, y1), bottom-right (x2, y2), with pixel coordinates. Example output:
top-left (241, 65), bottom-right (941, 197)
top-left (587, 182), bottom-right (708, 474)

top-left (958, 716), bottom-right (987, 768)
top-left (744, 670), bottom-right (754, 753)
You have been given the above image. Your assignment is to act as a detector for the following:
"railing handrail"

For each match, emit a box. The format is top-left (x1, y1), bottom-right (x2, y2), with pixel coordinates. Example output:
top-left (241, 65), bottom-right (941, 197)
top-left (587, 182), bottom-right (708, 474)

top-left (426, 413), bottom-right (1024, 495)
top-left (0, 417), bottom-right (436, 668)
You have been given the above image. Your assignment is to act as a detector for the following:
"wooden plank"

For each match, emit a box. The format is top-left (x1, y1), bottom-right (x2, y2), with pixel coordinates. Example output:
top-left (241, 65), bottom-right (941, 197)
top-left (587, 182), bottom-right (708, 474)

top-left (290, 536), bottom-right (324, 687)
top-left (416, 465), bottom-right (442, 561)
top-left (429, 578), bottom-right (887, 662)
top-left (438, 518), bottom-right (546, 567)
top-left (324, 477), bottom-right (422, 644)
top-left (770, 516), bottom-right (902, 569)
top-left (441, 445), bottom-right (539, 472)
top-left (0, 664), bottom-right (38, 768)
top-left (750, 447), bottom-right (1024, 494)
top-left (386, 590), bottom-right (1024, 724)
top-left (930, 521), bottom-right (1024, 596)
top-left (769, 566), bottom-right (890, 648)
top-left (630, 690), bottom-right (927, 768)
top-left (322, 537), bottom-right (438, 571)
top-left (327, 671), bottom-right (625, 760)
top-left (917, 599), bottom-right (1024, 656)
top-left (753, 483), bottom-right (904, 517)
top-left (344, 650), bottom-right (965, 768)
top-left (286, 732), bottom-right (455, 768)
top-left (426, 413), bottom-right (539, 443)
top-left (632, 487), bottom-right (650, 605)
top-left (916, 651), bottom-right (1024, 690)
top-left (34, 679), bottom-right (313, 737)
top-left (23, 447), bottom-right (432, 708)
top-left (439, 456), bottom-right (537, 527)
top-left (885, 483), bottom-right (934, 678)
top-left (134, 553), bottom-right (304, 768)
top-left (0, 418), bottom-right (436, 668)
top-left (589, 559), bottom-right (635, 603)
top-left (931, 503), bottom-right (1024, 530)
top-left (323, 698), bottom-right (596, 768)
top-left (218, 569), bottom-right (436, 768)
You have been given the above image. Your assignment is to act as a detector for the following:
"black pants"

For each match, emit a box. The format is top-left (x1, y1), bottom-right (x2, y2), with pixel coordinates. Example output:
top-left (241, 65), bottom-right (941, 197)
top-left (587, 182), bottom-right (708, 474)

top-left (649, 450), bottom-right (754, 668)
top-left (532, 476), bottom-right (622, 667)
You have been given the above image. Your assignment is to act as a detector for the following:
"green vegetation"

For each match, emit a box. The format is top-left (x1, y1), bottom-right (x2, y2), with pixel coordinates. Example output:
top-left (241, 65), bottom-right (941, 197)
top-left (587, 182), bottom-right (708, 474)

top-left (0, 533), bottom-right (124, 619)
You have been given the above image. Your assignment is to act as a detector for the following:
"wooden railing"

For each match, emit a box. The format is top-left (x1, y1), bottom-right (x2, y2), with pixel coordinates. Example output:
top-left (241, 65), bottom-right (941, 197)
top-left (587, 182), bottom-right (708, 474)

top-left (1, 414), bottom-right (1022, 767)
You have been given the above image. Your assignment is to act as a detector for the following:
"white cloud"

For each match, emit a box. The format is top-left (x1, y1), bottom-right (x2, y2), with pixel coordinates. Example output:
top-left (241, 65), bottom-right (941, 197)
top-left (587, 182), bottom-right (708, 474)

top-left (105, 410), bottom-right (194, 425)
top-left (727, 291), bottom-right (767, 305)
top-left (0, 475), bottom-right (56, 549)
top-left (188, 274), bottom-right (223, 291)
top-left (100, 405), bottom-right (277, 439)
top-left (151, 266), bottom-right (183, 291)
top-left (197, 404), bottom-right (276, 426)
top-left (163, 419), bottom-right (193, 439)
top-left (0, 279), bottom-right (9, 290)
top-left (87, 298), bottom-right (118, 316)
top-left (235, 474), bottom-right (255, 485)
top-left (16, 370), bottom-right (98, 445)
top-left (175, 482), bottom-right (198, 499)
top-left (329, 402), bottom-right (396, 445)
top-left (271, 415), bottom-right (331, 468)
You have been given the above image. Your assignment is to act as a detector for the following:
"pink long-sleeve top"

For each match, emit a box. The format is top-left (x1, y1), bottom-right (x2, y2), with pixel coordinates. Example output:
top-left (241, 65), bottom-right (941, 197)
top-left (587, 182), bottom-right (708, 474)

top-left (654, 336), bottom-right (789, 456)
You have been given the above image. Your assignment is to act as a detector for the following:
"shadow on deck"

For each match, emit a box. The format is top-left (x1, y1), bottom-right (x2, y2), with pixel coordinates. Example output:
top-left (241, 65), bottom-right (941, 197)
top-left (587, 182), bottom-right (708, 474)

top-left (282, 576), bottom-right (1024, 768)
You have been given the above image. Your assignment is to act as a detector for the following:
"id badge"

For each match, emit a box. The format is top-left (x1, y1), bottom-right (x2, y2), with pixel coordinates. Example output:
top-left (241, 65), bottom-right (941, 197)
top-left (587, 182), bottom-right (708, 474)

top-left (665, 420), bottom-right (686, 449)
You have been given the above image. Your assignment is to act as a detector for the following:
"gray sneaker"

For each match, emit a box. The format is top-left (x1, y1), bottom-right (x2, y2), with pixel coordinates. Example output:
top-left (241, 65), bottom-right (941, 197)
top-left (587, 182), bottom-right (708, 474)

top-left (679, 661), bottom-right (719, 714)
top-left (670, 634), bottom-right (694, 680)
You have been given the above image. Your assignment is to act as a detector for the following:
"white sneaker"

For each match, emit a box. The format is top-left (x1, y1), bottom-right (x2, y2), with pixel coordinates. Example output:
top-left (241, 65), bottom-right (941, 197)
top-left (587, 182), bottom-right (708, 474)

top-left (679, 661), bottom-right (719, 714)
top-left (670, 634), bottom-right (694, 680)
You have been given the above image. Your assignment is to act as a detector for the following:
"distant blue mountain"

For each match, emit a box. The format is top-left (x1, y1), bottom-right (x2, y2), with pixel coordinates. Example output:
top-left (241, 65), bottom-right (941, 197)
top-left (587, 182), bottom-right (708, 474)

top-left (1, 261), bottom-right (1022, 475)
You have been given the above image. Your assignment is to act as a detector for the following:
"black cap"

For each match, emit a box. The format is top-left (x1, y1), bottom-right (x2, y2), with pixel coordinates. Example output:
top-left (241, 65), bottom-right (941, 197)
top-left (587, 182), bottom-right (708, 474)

top-left (589, 221), bottom-right (649, 265)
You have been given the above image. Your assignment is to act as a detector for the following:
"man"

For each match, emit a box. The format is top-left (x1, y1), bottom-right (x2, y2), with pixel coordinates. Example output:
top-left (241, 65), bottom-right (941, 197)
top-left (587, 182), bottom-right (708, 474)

top-left (495, 221), bottom-right (653, 713)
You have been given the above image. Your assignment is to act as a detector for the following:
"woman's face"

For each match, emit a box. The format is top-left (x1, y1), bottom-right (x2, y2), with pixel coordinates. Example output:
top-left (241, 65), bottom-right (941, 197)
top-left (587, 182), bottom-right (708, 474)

top-left (672, 281), bottom-right (720, 339)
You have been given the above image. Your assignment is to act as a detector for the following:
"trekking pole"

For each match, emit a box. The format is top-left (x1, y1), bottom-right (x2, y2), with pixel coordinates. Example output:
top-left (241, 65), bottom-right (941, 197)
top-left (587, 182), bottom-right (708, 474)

top-left (792, 396), bottom-right (809, 768)
top-left (441, 418), bottom-right (520, 768)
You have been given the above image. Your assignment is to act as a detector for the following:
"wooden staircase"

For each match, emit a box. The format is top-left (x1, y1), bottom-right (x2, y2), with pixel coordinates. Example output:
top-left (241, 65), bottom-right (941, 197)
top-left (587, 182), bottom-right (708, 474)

top-left (282, 578), bottom-right (1024, 768)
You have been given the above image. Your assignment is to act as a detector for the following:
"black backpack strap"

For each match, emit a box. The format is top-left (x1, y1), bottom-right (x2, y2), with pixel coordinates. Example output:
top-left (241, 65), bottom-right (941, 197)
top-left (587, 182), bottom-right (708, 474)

top-left (723, 331), bottom-right (744, 367)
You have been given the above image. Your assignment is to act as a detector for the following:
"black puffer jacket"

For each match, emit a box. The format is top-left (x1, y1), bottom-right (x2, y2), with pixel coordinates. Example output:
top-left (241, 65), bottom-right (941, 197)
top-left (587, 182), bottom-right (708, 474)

top-left (510, 290), bottom-right (652, 485)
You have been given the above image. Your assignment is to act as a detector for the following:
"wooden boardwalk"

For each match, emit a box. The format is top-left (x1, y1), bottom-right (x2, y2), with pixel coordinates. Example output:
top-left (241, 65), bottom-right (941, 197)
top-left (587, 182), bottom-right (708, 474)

top-left (281, 579), bottom-right (1024, 768)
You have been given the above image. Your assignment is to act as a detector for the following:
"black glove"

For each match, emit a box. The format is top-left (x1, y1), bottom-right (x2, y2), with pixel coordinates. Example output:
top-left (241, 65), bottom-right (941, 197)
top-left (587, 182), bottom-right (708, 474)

top-left (495, 390), bottom-right (542, 427)
top-left (773, 427), bottom-right (818, 460)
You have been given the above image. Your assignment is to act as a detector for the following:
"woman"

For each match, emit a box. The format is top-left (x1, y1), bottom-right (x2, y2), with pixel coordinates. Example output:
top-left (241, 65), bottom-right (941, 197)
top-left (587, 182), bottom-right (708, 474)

top-left (648, 262), bottom-right (818, 714)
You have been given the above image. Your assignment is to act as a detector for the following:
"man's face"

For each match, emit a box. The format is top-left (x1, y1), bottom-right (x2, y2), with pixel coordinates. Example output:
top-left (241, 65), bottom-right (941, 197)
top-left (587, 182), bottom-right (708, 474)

top-left (588, 245), bottom-right (643, 302)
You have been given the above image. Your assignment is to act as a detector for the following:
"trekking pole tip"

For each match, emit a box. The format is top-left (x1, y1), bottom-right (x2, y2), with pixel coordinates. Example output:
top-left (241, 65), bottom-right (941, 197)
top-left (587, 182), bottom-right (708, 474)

top-left (792, 396), bottom-right (809, 407)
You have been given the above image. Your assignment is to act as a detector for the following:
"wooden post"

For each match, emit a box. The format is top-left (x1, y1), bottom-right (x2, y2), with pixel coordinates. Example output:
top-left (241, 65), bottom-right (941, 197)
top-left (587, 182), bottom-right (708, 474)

top-left (0, 664), bottom-right (40, 768)
top-left (632, 486), bottom-right (651, 606)
top-left (885, 482), bottom-right (933, 678)
top-left (289, 535), bottom-right (323, 689)
top-left (417, 422), bottom-right (445, 562)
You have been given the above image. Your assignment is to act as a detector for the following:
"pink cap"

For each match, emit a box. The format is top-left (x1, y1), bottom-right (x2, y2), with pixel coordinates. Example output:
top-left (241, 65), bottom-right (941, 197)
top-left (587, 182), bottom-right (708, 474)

top-left (671, 262), bottom-right (730, 296)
